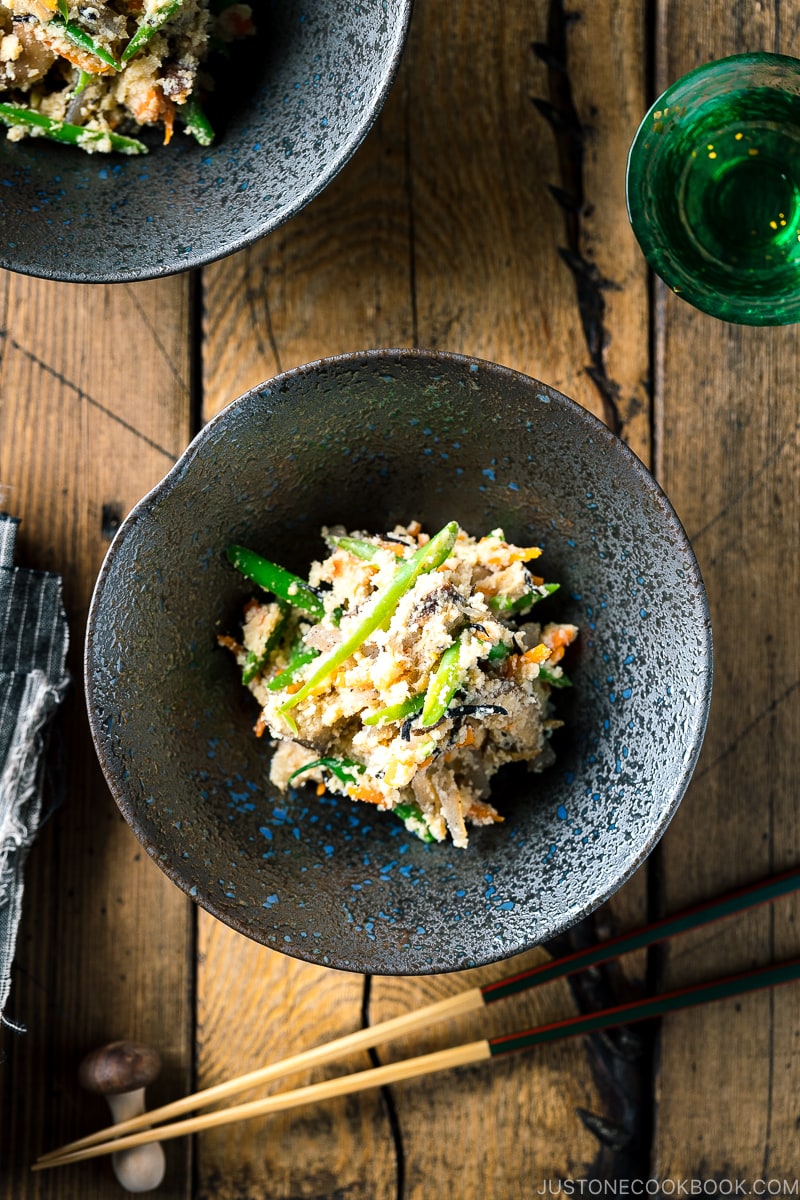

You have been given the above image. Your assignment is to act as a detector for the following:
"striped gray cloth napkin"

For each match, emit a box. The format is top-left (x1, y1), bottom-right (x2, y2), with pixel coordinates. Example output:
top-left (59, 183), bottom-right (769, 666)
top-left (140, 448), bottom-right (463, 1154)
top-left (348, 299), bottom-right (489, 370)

top-left (0, 514), bottom-right (69, 1031)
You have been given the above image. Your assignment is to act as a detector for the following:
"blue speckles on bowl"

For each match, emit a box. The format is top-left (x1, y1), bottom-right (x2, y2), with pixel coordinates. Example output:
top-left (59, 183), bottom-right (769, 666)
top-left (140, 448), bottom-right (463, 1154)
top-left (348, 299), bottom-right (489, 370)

top-left (84, 348), bottom-right (713, 974)
top-left (0, 0), bottom-right (412, 282)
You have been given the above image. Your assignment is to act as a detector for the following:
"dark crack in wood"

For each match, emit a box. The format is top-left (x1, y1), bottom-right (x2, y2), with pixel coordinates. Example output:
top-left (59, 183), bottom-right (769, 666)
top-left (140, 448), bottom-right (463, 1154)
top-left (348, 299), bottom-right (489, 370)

top-left (576, 1107), bottom-right (635, 1152)
top-left (532, 1), bottom-right (624, 435)
top-left (544, 913), bottom-right (655, 1182)
top-left (362, 974), bottom-right (405, 1200)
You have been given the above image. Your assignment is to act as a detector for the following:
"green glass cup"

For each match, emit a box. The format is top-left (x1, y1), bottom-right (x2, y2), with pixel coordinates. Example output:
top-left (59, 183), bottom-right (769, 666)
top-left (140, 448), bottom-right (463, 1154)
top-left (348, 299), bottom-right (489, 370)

top-left (626, 53), bottom-right (800, 325)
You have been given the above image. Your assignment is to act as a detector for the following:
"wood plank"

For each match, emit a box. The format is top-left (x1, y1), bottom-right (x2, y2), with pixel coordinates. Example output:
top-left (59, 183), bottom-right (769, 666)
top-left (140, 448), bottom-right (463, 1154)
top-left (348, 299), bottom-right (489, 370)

top-left (198, 0), bottom-right (652, 1195)
top-left (369, 1), bottom-right (652, 1191)
top-left (652, 2), bottom-right (800, 1180)
top-left (0, 272), bottom-right (195, 1199)
top-left (197, 12), bottom-right (416, 1193)
top-left (194, 926), bottom-right (395, 1200)
top-left (197, 0), bottom-right (431, 1190)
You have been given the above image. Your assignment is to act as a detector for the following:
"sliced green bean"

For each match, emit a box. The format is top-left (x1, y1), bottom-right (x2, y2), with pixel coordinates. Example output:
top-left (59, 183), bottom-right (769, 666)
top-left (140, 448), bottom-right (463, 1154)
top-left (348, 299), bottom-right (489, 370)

top-left (0, 102), bottom-right (147, 154)
top-left (49, 15), bottom-right (121, 71)
top-left (538, 665), bottom-right (573, 688)
top-left (394, 801), bottom-right (436, 843)
top-left (122, 0), bottom-right (185, 61)
top-left (73, 68), bottom-right (93, 95)
top-left (278, 522), bottom-right (459, 729)
top-left (266, 643), bottom-right (320, 692)
top-left (179, 94), bottom-right (214, 146)
top-left (487, 641), bottom-right (512, 661)
top-left (420, 640), bottom-right (464, 728)
top-left (363, 693), bottom-right (425, 726)
top-left (325, 534), bottom-right (379, 561)
top-left (241, 603), bottom-right (288, 686)
top-left (227, 545), bottom-right (325, 620)
top-left (488, 581), bottom-right (560, 616)
top-left (288, 757), bottom-right (365, 787)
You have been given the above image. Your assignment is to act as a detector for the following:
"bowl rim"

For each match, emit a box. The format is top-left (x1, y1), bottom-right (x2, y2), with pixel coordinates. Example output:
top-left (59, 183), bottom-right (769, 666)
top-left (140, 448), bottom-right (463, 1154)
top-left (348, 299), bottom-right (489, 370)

top-left (0, 0), bottom-right (415, 284)
top-left (85, 347), bottom-right (714, 972)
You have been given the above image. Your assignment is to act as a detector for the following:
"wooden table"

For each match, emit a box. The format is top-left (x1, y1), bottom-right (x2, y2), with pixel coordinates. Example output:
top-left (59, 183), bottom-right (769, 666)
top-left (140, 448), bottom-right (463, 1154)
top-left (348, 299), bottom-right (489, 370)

top-left (1, 2), bottom-right (799, 1195)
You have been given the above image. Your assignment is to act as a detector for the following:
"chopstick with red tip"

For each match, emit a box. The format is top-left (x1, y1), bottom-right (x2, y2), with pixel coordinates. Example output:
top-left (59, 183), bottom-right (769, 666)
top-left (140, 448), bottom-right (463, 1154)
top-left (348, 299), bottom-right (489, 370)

top-left (33, 953), bottom-right (800, 1171)
top-left (34, 865), bottom-right (800, 1168)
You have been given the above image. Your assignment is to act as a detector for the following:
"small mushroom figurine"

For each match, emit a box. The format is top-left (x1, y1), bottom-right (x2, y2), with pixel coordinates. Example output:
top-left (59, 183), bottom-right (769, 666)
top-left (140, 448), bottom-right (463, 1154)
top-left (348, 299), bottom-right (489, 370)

top-left (78, 1041), bottom-right (166, 1193)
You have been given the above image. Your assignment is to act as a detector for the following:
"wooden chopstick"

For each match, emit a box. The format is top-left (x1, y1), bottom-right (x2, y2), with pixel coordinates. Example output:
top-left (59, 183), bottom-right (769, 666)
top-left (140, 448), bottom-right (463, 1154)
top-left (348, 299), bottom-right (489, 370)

top-left (35, 864), bottom-right (800, 1166)
top-left (33, 954), bottom-right (800, 1171)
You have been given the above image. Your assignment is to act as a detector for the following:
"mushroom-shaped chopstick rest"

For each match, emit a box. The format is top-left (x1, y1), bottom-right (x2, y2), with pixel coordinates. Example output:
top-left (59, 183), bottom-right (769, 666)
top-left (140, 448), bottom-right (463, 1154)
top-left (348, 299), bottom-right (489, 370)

top-left (78, 1041), bottom-right (166, 1193)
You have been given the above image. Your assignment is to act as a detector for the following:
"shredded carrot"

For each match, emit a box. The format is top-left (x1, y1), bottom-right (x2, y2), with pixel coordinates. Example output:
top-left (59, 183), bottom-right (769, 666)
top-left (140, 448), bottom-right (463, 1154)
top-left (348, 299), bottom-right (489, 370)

top-left (347, 784), bottom-right (384, 805)
top-left (467, 800), bottom-right (504, 823)
top-left (216, 633), bottom-right (242, 654)
top-left (504, 642), bottom-right (551, 677)
top-left (544, 625), bottom-right (578, 664)
top-left (316, 783), bottom-right (326, 797)
top-left (521, 643), bottom-right (551, 664)
top-left (47, 42), bottom-right (116, 75)
top-left (483, 547), bottom-right (542, 568)
top-left (254, 712), bottom-right (267, 738)
top-left (162, 101), bottom-right (175, 145)
top-left (474, 577), bottom-right (502, 597)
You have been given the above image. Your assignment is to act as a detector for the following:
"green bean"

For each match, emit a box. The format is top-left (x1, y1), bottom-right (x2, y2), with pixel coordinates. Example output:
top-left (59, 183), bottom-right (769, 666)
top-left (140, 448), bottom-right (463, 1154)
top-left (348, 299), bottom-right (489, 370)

top-left (73, 68), bottom-right (93, 95)
top-left (227, 545), bottom-right (325, 620)
top-left (278, 521), bottom-right (459, 729)
top-left (488, 581), bottom-right (560, 616)
top-left (538, 665), bottom-right (572, 688)
top-left (363, 693), bottom-right (425, 726)
top-left (241, 603), bottom-right (288, 686)
top-left (394, 802), bottom-right (436, 843)
top-left (324, 534), bottom-right (379, 561)
top-left (487, 641), bottom-right (512, 661)
top-left (420, 640), bottom-right (464, 728)
top-left (122, 0), bottom-right (185, 62)
top-left (0, 102), bottom-right (147, 154)
top-left (288, 757), bottom-right (365, 787)
top-left (179, 94), bottom-right (214, 146)
top-left (266, 643), bottom-right (320, 692)
top-left (49, 15), bottom-right (121, 71)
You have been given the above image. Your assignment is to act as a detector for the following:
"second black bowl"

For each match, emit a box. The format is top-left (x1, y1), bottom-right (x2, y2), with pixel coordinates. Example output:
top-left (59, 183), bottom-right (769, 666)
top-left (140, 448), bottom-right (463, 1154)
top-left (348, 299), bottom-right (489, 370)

top-left (0, 0), bottom-right (412, 282)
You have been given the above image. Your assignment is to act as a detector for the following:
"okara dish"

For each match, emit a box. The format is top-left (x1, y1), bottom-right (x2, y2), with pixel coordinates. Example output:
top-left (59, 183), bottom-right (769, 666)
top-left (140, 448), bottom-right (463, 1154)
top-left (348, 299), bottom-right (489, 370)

top-left (221, 520), bottom-right (578, 849)
top-left (0, 0), bottom-right (253, 153)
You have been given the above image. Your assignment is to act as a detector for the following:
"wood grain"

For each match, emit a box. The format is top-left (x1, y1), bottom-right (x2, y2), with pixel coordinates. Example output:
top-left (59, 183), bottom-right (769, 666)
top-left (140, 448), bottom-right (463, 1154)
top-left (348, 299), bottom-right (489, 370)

top-left (4, 0), bottom-right (797, 1193)
top-left (198, 1), bottom-right (652, 1195)
top-left (0, 272), bottom-right (195, 1199)
top-left (651, 1), bottom-right (800, 1181)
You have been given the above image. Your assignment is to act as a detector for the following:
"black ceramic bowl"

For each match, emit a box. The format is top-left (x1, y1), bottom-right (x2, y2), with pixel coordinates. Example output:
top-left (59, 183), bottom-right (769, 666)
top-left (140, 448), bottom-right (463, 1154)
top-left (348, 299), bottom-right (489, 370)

top-left (0, 0), bottom-right (412, 283)
top-left (85, 349), bottom-right (713, 974)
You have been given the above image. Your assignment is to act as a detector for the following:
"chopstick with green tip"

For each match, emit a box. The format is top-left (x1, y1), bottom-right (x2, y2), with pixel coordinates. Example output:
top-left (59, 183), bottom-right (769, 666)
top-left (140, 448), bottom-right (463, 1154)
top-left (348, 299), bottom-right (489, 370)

top-left (34, 865), bottom-right (800, 1168)
top-left (33, 953), bottom-right (800, 1170)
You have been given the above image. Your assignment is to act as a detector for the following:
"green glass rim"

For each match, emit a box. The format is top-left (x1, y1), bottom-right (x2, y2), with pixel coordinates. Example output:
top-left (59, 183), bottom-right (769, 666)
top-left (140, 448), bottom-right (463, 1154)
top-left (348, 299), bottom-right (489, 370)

top-left (626, 51), bottom-right (800, 325)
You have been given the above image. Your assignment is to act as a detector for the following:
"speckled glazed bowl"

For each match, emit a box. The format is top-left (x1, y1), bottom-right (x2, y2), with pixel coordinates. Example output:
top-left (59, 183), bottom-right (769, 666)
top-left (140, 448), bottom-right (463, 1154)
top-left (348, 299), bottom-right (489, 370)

top-left (0, 0), bottom-right (412, 283)
top-left (85, 349), bottom-right (713, 974)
